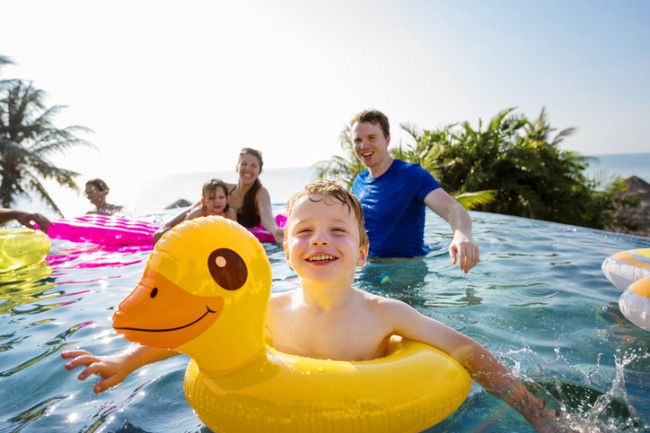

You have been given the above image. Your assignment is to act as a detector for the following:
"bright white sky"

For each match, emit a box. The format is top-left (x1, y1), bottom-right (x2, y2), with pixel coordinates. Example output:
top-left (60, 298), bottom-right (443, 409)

top-left (2, 0), bottom-right (649, 212)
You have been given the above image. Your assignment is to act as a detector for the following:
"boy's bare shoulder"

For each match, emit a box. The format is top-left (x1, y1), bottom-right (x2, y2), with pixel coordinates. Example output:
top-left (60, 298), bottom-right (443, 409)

top-left (355, 288), bottom-right (411, 311)
top-left (269, 290), bottom-right (297, 307)
top-left (267, 290), bottom-right (299, 328)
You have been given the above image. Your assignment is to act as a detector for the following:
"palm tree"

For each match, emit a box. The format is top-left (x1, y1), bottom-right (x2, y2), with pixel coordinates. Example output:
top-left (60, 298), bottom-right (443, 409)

top-left (413, 107), bottom-right (623, 229)
top-left (314, 124), bottom-right (365, 189)
top-left (1, 57), bottom-right (94, 215)
top-left (392, 122), bottom-right (497, 210)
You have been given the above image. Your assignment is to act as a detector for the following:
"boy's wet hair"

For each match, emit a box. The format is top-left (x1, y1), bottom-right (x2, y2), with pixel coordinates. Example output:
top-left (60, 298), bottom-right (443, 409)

top-left (285, 179), bottom-right (369, 247)
top-left (349, 109), bottom-right (390, 138)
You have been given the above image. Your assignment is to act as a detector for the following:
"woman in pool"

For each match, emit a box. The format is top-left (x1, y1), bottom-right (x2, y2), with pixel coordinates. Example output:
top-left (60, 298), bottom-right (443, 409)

top-left (85, 178), bottom-right (123, 216)
top-left (154, 148), bottom-right (283, 243)
top-left (227, 147), bottom-right (283, 243)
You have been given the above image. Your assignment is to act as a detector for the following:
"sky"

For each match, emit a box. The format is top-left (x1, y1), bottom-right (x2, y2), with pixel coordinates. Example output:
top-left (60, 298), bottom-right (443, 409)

top-left (2, 0), bottom-right (649, 213)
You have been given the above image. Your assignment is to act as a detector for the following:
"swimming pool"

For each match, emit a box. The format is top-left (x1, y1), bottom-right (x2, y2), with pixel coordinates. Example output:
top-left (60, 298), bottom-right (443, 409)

top-left (1, 210), bottom-right (648, 433)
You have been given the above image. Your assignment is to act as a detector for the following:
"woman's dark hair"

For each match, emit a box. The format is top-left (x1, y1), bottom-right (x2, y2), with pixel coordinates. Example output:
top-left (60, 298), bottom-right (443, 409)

top-left (238, 148), bottom-right (264, 220)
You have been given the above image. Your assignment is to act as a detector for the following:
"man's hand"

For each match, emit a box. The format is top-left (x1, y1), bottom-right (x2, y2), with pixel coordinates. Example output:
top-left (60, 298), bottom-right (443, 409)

top-left (449, 231), bottom-right (479, 274)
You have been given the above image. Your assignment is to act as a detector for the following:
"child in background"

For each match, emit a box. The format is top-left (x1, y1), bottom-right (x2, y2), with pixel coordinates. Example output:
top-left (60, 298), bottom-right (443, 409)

top-left (186, 178), bottom-right (236, 221)
top-left (62, 179), bottom-right (575, 433)
top-left (153, 178), bottom-right (235, 242)
top-left (85, 178), bottom-right (123, 216)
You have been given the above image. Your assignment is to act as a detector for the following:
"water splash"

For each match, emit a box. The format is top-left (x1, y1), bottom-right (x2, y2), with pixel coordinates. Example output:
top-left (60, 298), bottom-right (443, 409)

top-left (521, 348), bottom-right (649, 432)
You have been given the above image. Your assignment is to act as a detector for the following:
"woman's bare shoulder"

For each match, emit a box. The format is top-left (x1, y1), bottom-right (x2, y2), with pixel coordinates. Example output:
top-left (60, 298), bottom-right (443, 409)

top-left (256, 185), bottom-right (272, 199)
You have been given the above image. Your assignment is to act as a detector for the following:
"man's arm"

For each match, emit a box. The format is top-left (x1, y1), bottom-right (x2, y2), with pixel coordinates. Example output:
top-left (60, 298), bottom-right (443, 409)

top-left (423, 189), bottom-right (479, 273)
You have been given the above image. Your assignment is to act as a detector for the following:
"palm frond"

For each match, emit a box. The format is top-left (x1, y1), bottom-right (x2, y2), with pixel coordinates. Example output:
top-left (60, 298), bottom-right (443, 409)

top-left (452, 190), bottom-right (498, 210)
top-left (0, 74), bottom-right (93, 211)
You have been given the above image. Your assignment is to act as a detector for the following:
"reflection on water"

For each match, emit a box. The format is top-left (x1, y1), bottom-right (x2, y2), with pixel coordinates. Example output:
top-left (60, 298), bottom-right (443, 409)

top-left (358, 256), bottom-right (430, 305)
top-left (0, 262), bottom-right (55, 315)
top-left (0, 211), bottom-right (649, 432)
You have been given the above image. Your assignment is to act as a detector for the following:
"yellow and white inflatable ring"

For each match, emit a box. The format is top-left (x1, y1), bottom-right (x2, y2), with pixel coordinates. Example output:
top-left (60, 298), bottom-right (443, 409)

top-left (602, 248), bottom-right (650, 331)
top-left (113, 216), bottom-right (472, 433)
top-left (602, 248), bottom-right (650, 291)
top-left (0, 228), bottom-right (50, 272)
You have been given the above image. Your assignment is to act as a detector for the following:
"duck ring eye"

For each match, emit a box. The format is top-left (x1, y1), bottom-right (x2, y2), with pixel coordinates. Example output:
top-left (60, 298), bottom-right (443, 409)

top-left (207, 248), bottom-right (248, 291)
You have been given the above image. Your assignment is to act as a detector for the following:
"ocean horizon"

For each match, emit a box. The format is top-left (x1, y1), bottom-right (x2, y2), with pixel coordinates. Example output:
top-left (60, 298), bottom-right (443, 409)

top-left (12, 152), bottom-right (650, 219)
top-left (586, 152), bottom-right (650, 184)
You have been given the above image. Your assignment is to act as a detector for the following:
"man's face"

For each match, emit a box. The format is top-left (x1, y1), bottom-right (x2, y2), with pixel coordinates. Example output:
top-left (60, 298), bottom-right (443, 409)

top-left (351, 121), bottom-right (390, 170)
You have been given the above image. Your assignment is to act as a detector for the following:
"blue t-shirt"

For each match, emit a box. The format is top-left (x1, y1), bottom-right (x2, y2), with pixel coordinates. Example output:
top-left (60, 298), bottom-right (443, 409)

top-left (352, 159), bottom-right (441, 257)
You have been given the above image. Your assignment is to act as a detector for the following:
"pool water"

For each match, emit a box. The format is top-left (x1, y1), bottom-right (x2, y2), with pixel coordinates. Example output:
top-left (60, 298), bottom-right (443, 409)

top-left (1, 210), bottom-right (649, 433)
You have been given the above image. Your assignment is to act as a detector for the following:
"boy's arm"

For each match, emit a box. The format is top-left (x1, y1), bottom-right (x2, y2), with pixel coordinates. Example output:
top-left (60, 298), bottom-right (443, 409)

top-left (62, 345), bottom-right (178, 393)
top-left (387, 300), bottom-right (573, 432)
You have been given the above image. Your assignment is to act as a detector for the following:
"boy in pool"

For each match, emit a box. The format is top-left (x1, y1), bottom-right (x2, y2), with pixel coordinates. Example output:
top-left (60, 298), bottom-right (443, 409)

top-left (62, 179), bottom-right (574, 433)
top-left (153, 178), bottom-right (236, 242)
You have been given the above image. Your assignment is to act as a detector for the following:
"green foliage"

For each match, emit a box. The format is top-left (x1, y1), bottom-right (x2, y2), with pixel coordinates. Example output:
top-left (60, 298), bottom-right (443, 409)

top-left (315, 107), bottom-right (629, 230)
top-left (313, 124), bottom-right (365, 189)
top-left (0, 56), bottom-right (94, 214)
top-left (314, 122), bottom-right (496, 210)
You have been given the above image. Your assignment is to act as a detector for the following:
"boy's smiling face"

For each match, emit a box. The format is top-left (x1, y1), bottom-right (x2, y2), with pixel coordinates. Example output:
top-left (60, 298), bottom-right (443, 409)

top-left (284, 194), bottom-right (368, 286)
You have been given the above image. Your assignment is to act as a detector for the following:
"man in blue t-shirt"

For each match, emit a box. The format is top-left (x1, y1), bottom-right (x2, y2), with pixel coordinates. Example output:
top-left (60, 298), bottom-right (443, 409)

top-left (350, 109), bottom-right (479, 273)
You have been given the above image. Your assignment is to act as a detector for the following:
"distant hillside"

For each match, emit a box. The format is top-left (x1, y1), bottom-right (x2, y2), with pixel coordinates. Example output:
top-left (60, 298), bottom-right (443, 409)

top-left (609, 176), bottom-right (650, 237)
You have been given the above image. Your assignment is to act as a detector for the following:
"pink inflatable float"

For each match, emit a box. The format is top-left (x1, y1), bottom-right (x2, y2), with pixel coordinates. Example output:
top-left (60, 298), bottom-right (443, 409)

top-left (247, 213), bottom-right (287, 243)
top-left (46, 215), bottom-right (159, 249)
top-left (45, 214), bottom-right (285, 248)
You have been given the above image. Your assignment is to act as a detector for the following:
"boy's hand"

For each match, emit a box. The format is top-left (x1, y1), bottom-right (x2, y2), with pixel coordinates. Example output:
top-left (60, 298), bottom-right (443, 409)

top-left (527, 411), bottom-right (580, 433)
top-left (62, 350), bottom-right (131, 394)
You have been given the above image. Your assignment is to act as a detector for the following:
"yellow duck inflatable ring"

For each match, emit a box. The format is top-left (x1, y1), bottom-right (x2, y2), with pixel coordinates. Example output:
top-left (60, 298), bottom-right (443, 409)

top-left (113, 216), bottom-right (471, 433)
